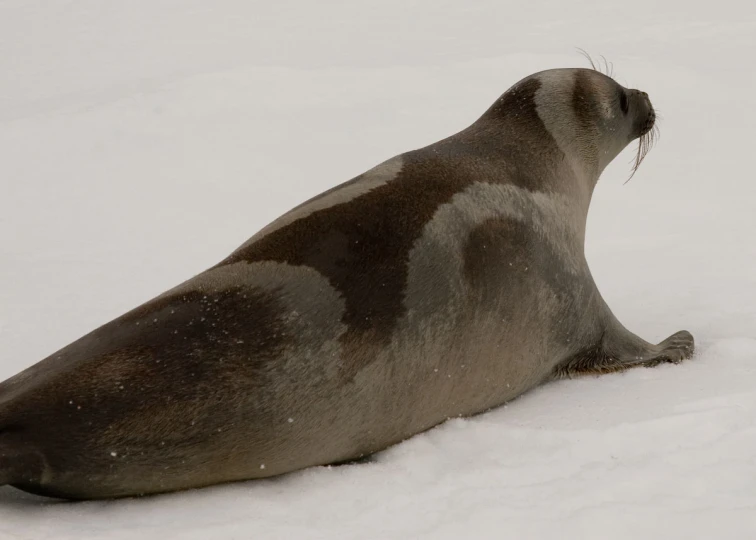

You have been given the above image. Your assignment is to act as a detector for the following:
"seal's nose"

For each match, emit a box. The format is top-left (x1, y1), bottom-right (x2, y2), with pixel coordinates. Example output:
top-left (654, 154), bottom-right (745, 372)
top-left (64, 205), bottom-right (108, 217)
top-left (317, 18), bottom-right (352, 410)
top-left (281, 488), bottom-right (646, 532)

top-left (627, 89), bottom-right (655, 137)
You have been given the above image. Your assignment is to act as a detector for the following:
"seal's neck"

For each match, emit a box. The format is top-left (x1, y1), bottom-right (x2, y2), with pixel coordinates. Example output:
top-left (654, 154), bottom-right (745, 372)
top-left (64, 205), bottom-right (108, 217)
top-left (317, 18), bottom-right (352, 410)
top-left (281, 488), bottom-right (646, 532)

top-left (460, 116), bottom-right (598, 246)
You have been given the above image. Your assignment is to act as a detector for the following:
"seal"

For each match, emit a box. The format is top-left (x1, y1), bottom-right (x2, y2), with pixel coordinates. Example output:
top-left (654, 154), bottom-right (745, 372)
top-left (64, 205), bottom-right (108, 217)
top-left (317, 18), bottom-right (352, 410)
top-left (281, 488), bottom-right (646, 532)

top-left (0, 67), bottom-right (693, 499)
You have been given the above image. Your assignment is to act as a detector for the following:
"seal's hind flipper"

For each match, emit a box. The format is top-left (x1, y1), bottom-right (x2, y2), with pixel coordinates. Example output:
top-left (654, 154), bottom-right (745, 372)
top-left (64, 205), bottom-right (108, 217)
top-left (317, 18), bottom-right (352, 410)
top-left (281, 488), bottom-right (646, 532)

top-left (553, 324), bottom-right (694, 379)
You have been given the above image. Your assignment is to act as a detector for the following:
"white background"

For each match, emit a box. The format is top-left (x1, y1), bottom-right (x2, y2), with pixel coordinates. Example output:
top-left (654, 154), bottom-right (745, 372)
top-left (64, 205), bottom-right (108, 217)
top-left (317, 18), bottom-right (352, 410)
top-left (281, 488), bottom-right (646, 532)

top-left (1, 1), bottom-right (755, 538)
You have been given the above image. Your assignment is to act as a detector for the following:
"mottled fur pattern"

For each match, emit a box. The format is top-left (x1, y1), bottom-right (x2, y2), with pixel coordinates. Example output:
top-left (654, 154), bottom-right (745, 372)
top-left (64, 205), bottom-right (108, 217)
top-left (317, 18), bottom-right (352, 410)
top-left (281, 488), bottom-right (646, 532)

top-left (0, 68), bottom-right (693, 499)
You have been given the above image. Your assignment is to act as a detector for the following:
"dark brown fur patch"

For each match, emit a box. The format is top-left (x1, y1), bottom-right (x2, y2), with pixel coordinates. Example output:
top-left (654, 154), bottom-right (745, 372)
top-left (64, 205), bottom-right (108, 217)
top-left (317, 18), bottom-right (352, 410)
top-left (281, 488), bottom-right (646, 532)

top-left (221, 151), bottom-right (474, 350)
top-left (1, 286), bottom-right (289, 496)
top-left (463, 216), bottom-right (532, 291)
top-left (221, 77), bottom-right (565, 362)
top-left (571, 70), bottom-right (600, 160)
top-left (462, 214), bottom-right (595, 356)
top-left (458, 78), bottom-right (563, 194)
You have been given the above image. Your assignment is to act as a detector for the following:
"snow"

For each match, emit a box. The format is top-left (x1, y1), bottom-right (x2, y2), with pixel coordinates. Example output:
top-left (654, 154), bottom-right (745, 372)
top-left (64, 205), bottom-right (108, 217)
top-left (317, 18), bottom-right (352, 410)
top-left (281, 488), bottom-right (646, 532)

top-left (1, 0), bottom-right (755, 538)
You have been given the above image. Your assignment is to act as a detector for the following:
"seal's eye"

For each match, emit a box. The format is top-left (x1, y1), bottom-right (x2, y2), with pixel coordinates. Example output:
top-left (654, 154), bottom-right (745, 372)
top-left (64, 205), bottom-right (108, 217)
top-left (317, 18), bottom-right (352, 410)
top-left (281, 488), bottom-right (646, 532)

top-left (619, 91), bottom-right (629, 114)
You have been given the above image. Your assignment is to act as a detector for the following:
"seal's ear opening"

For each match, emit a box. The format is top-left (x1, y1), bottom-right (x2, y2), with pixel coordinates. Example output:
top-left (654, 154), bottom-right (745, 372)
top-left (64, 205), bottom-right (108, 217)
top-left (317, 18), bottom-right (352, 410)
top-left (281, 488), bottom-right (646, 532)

top-left (619, 91), bottom-right (629, 115)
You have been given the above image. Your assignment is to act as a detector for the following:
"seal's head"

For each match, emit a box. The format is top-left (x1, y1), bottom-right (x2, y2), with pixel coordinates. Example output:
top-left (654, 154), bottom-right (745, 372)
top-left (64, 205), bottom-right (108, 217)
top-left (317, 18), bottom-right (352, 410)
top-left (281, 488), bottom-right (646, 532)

top-left (533, 68), bottom-right (656, 175)
top-left (478, 68), bottom-right (657, 181)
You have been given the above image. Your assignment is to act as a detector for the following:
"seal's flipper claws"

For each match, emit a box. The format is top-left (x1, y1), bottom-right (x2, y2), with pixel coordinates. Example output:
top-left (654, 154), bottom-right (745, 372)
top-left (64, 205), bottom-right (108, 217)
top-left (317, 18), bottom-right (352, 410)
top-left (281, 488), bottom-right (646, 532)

top-left (553, 326), bottom-right (695, 378)
top-left (643, 330), bottom-right (695, 366)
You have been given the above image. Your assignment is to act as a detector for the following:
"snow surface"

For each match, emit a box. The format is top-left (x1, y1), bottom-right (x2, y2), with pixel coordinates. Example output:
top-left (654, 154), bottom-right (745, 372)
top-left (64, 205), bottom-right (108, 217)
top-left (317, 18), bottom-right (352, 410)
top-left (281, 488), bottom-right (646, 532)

top-left (1, 0), bottom-right (755, 538)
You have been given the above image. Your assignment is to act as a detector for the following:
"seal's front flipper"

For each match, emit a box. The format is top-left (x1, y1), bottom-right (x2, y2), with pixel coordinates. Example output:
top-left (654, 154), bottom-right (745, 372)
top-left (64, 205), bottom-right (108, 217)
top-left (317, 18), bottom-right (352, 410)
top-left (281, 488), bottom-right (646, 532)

top-left (553, 322), bottom-right (694, 378)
